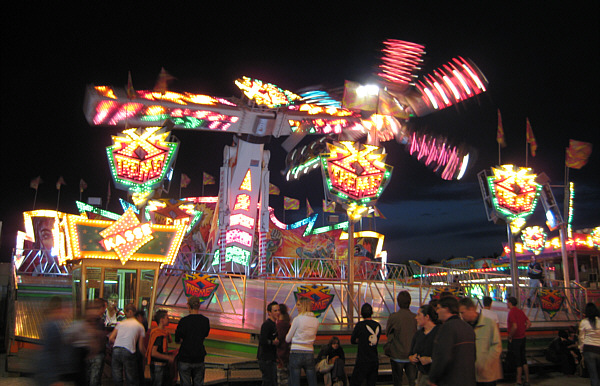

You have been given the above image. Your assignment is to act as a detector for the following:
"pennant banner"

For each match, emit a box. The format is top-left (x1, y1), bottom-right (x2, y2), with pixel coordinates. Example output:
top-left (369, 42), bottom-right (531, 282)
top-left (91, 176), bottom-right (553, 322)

top-left (79, 179), bottom-right (88, 193)
top-left (306, 199), bottom-right (314, 216)
top-left (203, 172), bottom-right (215, 185)
top-left (30, 176), bottom-right (43, 190)
top-left (181, 173), bottom-right (191, 188)
top-left (323, 200), bottom-right (336, 213)
top-left (526, 118), bottom-right (537, 157)
top-left (566, 139), bottom-right (593, 169)
top-left (269, 183), bottom-right (280, 195)
top-left (56, 176), bottom-right (66, 190)
top-left (497, 109), bottom-right (506, 148)
top-left (284, 196), bottom-right (300, 210)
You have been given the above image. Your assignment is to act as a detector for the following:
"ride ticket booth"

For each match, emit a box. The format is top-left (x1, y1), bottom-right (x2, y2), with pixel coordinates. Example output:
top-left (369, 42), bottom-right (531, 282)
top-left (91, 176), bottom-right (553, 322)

top-left (63, 208), bottom-right (187, 318)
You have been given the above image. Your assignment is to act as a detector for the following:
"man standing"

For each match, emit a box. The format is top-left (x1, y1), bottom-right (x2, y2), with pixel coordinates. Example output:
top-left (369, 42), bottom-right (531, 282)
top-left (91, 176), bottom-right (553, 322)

top-left (258, 301), bottom-right (280, 386)
top-left (527, 256), bottom-right (543, 307)
top-left (428, 296), bottom-right (476, 386)
top-left (109, 303), bottom-right (146, 386)
top-left (507, 296), bottom-right (531, 386)
top-left (148, 310), bottom-right (175, 386)
top-left (350, 303), bottom-right (381, 386)
top-left (481, 296), bottom-right (499, 327)
top-left (176, 296), bottom-right (211, 386)
top-left (385, 291), bottom-right (417, 386)
top-left (458, 298), bottom-right (502, 386)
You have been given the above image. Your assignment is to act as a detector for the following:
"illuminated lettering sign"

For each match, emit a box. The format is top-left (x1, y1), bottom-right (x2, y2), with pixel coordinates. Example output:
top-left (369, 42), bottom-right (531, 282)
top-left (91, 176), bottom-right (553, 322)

top-left (145, 198), bottom-right (202, 234)
top-left (294, 285), bottom-right (335, 318)
top-left (106, 126), bottom-right (178, 193)
top-left (233, 194), bottom-right (251, 211)
top-left (321, 141), bottom-right (392, 205)
top-left (99, 209), bottom-right (154, 264)
top-left (226, 229), bottom-right (253, 247)
top-left (182, 273), bottom-right (219, 304)
top-left (230, 213), bottom-right (255, 229)
top-left (225, 246), bottom-right (250, 266)
top-left (64, 209), bottom-right (186, 265)
top-left (521, 226), bottom-right (547, 254)
top-left (487, 164), bottom-right (541, 222)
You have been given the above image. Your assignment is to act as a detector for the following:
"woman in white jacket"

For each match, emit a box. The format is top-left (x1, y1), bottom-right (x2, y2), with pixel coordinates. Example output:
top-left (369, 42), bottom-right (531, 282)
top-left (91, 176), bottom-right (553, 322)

top-left (580, 302), bottom-right (600, 386)
top-left (286, 297), bottom-right (319, 386)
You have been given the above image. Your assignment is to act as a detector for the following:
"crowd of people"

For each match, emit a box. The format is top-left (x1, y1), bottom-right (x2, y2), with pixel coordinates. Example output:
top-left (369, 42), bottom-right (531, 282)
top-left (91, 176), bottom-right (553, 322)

top-left (35, 290), bottom-right (600, 386)
top-left (36, 295), bottom-right (209, 386)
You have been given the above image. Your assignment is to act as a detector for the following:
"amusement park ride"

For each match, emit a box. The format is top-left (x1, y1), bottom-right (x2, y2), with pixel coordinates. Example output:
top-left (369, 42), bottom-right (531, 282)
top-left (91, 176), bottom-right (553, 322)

top-left (14, 39), bottom-right (497, 327)
top-left (81, 40), bottom-right (488, 277)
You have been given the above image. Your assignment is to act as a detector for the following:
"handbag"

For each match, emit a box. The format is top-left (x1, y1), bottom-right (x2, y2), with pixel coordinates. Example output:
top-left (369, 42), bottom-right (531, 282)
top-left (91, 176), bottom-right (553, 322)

top-left (316, 357), bottom-right (334, 373)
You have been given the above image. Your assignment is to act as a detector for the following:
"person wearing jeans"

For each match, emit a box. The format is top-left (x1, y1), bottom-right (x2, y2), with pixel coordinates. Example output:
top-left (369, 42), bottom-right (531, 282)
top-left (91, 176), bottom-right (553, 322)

top-left (579, 302), bottom-right (600, 386)
top-left (176, 296), bottom-right (211, 386)
top-left (286, 297), bottom-right (319, 386)
top-left (109, 303), bottom-right (146, 386)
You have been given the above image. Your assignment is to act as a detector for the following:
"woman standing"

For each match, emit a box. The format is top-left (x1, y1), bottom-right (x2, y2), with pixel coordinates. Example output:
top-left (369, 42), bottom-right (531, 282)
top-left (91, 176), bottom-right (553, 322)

top-left (277, 304), bottom-right (292, 386)
top-left (579, 302), bottom-right (600, 386)
top-left (408, 305), bottom-right (440, 386)
top-left (286, 297), bottom-right (319, 386)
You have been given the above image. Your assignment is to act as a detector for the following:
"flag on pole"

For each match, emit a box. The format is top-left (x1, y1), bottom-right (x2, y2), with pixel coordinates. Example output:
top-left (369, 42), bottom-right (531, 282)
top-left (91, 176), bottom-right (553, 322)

top-left (30, 176), bottom-right (42, 190)
top-left (323, 200), bottom-right (336, 213)
top-left (306, 199), bottom-right (314, 216)
top-left (566, 139), bottom-right (593, 169)
top-left (180, 173), bottom-right (191, 188)
top-left (56, 176), bottom-right (66, 190)
top-left (284, 196), bottom-right (300, 210)
top-left (154, 67), bottom-right (175, 94)
top-left (496, 109), bottom-right (506, 148)
top-left (526, 118), bottom-right (537, 157)
top-left (269, 183), bottom-right (280, 195)
top-left (126, 71), bottom-right (136, 99)
top-left (79, 179), bottom-right (88, 193)
top-left (203, 172), bottom-right (215, 185)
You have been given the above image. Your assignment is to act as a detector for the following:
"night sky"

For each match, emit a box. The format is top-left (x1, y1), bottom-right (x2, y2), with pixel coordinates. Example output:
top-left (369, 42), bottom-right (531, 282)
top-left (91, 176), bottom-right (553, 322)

top-left (1, 3), bottom-right (598, 263)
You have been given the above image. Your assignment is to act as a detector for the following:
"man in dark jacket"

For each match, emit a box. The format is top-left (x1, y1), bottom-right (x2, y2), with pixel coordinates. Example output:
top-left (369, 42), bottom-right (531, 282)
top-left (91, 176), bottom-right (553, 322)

top-left (385, 291), bottom-right (417, 386)
top-left (258, 301), bottom-right (280, 386)
top-left (350, 303), bottom-right (381, 386)
top-left (428, 296), bottom-right (476, 386)
top-left (176, 296), bottom-right (211, 386)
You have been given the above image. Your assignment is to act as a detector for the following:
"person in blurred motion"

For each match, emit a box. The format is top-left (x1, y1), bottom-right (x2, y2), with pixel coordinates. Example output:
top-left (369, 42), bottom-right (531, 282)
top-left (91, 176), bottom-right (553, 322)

top-left (350, 303), bottom-right (381, 386)
top-left (35, 296), bottom-right (82, 386)
top-left (109, 303), bottom-right (146, 386)
top-left (276, 303), bottom-right (291, 386)
top-left (147, 310), bottom-right (175, 386)
top-left (175, 296), bottom-right (211, 386)
top-left (85, 299), bottom-right (109, 386)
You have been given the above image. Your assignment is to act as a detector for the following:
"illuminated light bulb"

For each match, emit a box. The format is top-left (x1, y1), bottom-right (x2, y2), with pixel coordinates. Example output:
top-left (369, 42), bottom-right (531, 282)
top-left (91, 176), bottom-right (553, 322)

top-left (422, 87), bottom-right (439, 109)
top-left (432, 82), bottom-right (450, 105)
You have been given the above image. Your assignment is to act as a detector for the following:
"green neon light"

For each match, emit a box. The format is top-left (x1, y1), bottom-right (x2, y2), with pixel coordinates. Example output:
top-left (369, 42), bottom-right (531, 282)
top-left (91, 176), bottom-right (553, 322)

top-left (76, 201), bottom-right (120, 220)
top-left (225, 246), bottom-right (250, 266)
top-left (106, 140), bottom-right (178, 192)
top-left (487, 176), bottom-right (541, 222)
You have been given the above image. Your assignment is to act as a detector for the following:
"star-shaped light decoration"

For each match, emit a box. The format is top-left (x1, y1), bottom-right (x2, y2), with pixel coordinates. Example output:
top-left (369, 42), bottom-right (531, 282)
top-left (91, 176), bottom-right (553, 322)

top-left (321, 141), bottom-right (393, 207)
top-left (99, 208), bottom-right (154, 264)
top-left (521, 226), bottom-right (547, 254)
top-left (487, 164), bottom-right (541, 222)
top-left (106, 125), bottom-right (179, 200)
